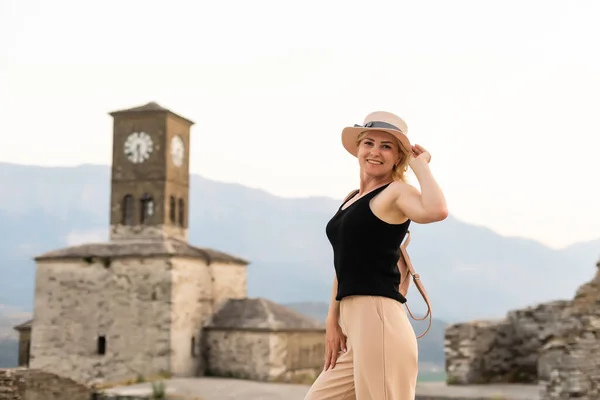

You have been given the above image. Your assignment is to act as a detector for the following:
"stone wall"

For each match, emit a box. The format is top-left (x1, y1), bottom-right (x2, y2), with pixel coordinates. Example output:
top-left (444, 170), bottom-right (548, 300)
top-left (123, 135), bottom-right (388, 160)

top-left (271, 331), bottom-right (325, 384)
top-left (538, 262), bottom-right (600, 400)
top-left (205, 330), bottom-right (272, 381)
top-left (445, 300), bottom-right (570, 385)
top-left (204, 329), bottom-right (324, 383)
top-left (209, 262), bottom-right (247, 307)
top-left (445, 258), bottom-right (600, 400)
top-left (30, 258), bottom-right (173, 385)
top-left (109, 224), bottom-right (188, 242)
top-left (170, 257), bottom-right (213, 377)
top-left (505, 300), bottom-right (572, 382)
top-left (0, 368), bottom-right (91, 400)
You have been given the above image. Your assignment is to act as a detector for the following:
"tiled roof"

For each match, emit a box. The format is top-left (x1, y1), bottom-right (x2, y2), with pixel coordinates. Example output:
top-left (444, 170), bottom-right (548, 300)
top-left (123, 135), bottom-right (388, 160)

top-left (205, 298), bottom-right (325, 332)
top-left (34, 237), bottom-right (248, 265)
top-left (109, 101), bottom-right (194, 125)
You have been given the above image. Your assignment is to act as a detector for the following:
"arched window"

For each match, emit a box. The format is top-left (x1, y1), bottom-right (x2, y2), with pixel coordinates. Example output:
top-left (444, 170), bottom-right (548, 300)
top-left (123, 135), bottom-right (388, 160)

top-left (140, 194), bottom-right (154, 224)
top-left (178, 198), bottom-right (185, 227)
top-left (122, 195), bottom-right (134, 225)
top-left (169, 196), bottom-right (176, 224)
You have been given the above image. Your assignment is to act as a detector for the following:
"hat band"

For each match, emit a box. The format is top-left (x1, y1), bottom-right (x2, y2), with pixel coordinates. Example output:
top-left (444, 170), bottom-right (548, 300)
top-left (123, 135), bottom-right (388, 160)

top-left (354, 120), bottom-right (403, 134)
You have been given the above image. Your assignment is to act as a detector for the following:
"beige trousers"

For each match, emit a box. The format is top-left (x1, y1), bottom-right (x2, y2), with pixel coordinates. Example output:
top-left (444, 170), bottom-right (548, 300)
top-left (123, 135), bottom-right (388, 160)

top-left (304, 295), bottom-right (418, 400)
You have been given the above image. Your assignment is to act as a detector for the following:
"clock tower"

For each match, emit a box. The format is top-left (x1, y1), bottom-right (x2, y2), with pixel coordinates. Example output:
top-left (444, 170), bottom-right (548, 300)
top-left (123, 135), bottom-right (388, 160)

top-left (108, 101), bottom-right (193, 241)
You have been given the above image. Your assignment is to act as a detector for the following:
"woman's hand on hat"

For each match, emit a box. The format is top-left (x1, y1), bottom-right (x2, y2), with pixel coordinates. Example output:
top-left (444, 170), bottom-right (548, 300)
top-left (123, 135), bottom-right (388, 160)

top-left (410, 144), bottom-right (431, 165)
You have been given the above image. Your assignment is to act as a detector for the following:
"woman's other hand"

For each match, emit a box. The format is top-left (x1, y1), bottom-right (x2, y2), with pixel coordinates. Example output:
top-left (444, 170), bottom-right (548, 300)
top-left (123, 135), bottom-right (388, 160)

top-left (323, 318), bottom-right (347, 371)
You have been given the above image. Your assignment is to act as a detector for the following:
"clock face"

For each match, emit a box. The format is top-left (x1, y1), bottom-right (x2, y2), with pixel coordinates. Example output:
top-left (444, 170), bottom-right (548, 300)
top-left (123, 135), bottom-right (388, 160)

top-left (171, 135), bottom-right (185, 167)
top-left (124, 132), bottom-right (153, 164)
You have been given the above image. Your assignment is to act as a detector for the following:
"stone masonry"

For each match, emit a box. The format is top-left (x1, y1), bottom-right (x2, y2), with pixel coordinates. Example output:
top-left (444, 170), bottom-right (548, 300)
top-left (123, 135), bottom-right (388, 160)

top-left (445, 300), bottom-right (570, 384)
top-left (0, 368), bottom-right (91, 400)
top-left (28, 238), bottom-right (247, 386)
top-left (538, 259), bottom-right (600, 400)
top-left (108, 102), bottom-right (194, 244)
top-left (445, 258), bottom-right (600, 400)
top-left (110, 223), bottom-right (188, 242)
top-left (204, 298), bottom-right (325, 384)
top-left (30, 256), bottom-right (173, 385)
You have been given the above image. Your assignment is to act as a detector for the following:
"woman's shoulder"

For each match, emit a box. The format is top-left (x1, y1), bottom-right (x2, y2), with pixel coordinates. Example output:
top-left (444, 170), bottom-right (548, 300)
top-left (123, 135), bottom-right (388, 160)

top-left (387, 180), bottom-right (418, 196)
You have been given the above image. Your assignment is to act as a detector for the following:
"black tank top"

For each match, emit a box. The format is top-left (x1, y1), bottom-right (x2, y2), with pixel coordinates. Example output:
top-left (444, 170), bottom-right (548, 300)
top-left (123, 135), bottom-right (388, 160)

top-left (326, 183), bottom-right (411, 303)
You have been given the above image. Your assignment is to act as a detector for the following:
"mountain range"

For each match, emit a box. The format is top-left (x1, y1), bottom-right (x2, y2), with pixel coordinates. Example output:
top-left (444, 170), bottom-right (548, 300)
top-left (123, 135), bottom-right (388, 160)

top-left (0, 162), bottom-right (599, 368)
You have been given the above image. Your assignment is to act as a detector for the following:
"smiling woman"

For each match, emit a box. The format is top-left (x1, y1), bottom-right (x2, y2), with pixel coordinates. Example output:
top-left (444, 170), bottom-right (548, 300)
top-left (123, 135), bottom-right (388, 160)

top-left (356, 129), bottom-right (412, 183)
top-left (304, 111), bottom-right (448, 400)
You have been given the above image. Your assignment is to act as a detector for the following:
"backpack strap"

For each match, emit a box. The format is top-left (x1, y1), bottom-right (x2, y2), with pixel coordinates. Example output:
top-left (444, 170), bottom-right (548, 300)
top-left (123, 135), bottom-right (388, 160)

top-left (398, 230), bottom-right (433, 338)
top-left (342, 189), bottom-right (359, 204)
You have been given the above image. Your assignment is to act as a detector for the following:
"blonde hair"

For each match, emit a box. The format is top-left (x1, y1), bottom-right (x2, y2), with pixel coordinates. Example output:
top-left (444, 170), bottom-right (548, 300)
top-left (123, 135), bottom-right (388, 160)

top-left (357, 131), bottom-right (411, 183)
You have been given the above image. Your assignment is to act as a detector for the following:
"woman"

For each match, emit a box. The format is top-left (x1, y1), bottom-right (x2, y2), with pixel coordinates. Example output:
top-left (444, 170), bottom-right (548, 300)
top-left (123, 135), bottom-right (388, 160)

top-left (304, 111), bottom-right (447, 400)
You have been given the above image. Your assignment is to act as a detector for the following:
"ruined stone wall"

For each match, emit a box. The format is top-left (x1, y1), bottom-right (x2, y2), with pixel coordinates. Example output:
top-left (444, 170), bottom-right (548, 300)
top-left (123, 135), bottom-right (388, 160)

top-left (445, 300), bottom-right (570, 385)
top-left (0, 368), bottom-right (91, 400)
top-left (169, 257), bottom-right (213, 377)
top-left (30, 258), bottom-right (173, 386)
top-left (538, 264), bottom-right (600, 400)
top-left (445, 319), bottom-right (510, 384)
top-left (505, 300), bottom-right (572, 382)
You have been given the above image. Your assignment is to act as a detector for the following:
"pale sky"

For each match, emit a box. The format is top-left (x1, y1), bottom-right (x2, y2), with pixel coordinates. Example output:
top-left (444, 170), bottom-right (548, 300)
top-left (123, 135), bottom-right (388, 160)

top-left (1, 0), bottom-right (599, 249)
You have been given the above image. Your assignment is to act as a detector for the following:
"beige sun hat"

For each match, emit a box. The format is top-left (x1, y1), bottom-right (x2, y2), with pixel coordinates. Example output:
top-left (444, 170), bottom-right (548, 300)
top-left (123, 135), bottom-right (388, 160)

top-left (341, 111), bottom-right (411, 157)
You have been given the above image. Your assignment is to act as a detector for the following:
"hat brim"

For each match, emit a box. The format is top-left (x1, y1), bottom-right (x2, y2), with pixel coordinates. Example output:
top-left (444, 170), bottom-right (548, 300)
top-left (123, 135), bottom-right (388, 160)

top-left (341, 127), bottom-right (411, 157)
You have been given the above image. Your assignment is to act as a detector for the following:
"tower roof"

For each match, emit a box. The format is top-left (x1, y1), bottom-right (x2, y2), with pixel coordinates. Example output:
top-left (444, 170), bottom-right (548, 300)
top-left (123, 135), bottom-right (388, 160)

top-left (109, 101), bottom-right (195, 125)
top-left (205, 298), bottom-right (325, 332)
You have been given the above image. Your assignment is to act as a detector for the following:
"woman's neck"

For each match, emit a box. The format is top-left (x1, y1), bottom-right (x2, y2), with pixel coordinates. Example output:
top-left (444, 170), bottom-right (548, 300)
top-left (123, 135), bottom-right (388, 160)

top-left (358, 174), bottom-right (393, 195)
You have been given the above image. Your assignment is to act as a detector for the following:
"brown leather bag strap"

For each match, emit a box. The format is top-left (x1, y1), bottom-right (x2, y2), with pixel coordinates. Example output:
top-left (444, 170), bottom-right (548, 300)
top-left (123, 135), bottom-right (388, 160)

top-left (399, 230), bottom-right (433, 339)
top-left (343, 189), bottom-right (359, 203)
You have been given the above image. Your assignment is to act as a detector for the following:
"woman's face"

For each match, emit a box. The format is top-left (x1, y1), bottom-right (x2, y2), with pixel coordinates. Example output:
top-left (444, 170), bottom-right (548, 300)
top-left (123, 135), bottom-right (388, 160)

top-left (356, 130), bottom-right (402, 178)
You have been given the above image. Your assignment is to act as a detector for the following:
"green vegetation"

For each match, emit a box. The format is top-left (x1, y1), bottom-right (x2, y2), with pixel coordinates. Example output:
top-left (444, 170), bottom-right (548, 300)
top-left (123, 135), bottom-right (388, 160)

top-left (151, 380), bottom-right (166, 399)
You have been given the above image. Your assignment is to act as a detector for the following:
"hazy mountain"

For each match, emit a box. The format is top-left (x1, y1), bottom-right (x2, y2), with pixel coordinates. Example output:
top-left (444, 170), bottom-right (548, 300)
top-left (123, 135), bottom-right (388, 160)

top-left (0, 339), bottom-right (18, 368)
top-left (0, 162), bottom-right (598, 327)
top-left (0, 311), bottom-right (23, 368)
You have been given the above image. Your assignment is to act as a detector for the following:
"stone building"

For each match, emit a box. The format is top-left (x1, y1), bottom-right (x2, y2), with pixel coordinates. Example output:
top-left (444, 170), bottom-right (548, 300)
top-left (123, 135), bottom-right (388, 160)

top-left (204, 298), bottom-right (325, 383)
top-left (13, 102), bottom-right (325, 387)
top-left (445, 257), bottom-right (600, 400)
top-left (13, 320), bottom-right (32, 368)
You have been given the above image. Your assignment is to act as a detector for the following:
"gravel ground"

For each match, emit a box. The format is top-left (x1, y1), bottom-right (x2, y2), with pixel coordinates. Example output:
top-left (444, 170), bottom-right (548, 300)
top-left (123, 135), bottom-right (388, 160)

top-left (102, 377), bottom-right (540, 400)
